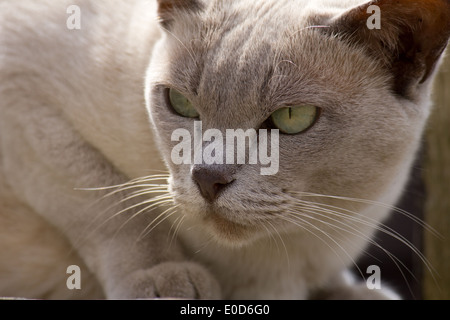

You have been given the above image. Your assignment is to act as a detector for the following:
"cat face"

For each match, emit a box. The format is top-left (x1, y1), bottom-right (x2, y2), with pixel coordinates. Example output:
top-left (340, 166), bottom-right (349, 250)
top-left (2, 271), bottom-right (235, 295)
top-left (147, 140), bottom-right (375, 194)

top-left (146, 0), bottom-right (449, 245)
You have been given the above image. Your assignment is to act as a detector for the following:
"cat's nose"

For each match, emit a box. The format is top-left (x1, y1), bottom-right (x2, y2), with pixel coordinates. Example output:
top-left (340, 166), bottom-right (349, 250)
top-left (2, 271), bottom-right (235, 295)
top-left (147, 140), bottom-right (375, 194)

top-left (191, 165), bottom-right (235, 203)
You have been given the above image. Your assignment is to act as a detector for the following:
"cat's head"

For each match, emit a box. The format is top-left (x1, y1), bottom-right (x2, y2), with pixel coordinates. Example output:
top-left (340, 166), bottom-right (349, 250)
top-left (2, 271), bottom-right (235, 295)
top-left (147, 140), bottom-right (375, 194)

top-left (145, 0), bottom-right (450, 246)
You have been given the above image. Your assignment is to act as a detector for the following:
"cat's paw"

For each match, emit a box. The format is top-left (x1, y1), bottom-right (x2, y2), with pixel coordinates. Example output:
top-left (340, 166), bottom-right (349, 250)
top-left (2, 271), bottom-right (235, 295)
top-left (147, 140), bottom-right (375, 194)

top-left (109, 262), bottom-right (221, 300)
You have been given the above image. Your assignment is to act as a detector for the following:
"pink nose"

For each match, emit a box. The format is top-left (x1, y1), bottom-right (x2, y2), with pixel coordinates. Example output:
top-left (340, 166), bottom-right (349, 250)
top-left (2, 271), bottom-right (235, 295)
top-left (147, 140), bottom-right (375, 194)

top-left (191, 166), bottom-right (235, 202)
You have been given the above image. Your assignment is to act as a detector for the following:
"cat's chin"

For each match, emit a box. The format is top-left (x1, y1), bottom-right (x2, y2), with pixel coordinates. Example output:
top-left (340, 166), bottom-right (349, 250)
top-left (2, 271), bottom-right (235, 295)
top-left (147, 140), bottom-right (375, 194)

top-left (201, 210), bottom-right (262, 247)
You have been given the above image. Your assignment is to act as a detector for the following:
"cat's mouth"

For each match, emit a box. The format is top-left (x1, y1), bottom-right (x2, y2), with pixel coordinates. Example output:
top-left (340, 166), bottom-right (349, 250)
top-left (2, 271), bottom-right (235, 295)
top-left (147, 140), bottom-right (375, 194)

top-left (169, 182), bottom-right (270, 244)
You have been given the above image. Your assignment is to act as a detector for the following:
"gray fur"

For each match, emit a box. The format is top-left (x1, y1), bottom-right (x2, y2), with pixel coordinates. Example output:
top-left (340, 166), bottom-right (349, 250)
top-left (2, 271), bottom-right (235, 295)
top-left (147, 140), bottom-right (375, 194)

top-left (0, 0), bottom-right (448, 299)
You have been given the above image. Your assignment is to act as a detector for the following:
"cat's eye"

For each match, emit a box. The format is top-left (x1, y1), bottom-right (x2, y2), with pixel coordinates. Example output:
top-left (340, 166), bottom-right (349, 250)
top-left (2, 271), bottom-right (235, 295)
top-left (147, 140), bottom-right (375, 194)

top-left (270, 105), bottom-right (319, 135)
top-left (167, 88), bottom-right (199, 118)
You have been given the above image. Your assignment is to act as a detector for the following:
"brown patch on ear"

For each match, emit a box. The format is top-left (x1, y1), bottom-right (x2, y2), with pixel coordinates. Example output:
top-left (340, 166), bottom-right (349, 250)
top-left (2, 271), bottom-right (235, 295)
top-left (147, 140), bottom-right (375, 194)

top-left (157, 0), bottom-right (203, 28)
top-left (327, 0), bottom-right (450, 98)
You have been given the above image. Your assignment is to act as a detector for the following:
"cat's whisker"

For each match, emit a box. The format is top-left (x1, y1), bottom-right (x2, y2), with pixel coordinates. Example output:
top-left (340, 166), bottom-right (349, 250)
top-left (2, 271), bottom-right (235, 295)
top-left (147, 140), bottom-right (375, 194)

top-left (86, 181), bottom-right (169, 204)
top-left (169, 214), bottom-right (186, 249)
top-left (281, 211), bottom-right (377, 282)
top-left (289, 197), bottom-right (437, 278)
top-left (168, 214), bottom-right (182, 241)
top-left (121, 187), bottom-right (170, 202)
top-left (285, 209), bottom-right (408, 292)
top-left (301, 199), bottom-right (433, 270)
top-left (140, 169), bottom-right (171, 175)
top-left (257, 220), bottom-right (289, 266)
top-left (137, 205), bottom-right (180, 243)
top-left (193, 234), bottom-right (217, 256)
top-left (293, 199), bottom-right (417, 251)
top-left (276, 213), bottom-right (362, 277)
top-left (286, 210), bottom-right (361, 245)
top-left (73, 171), bottom-right (172, 250)
top-left (286, 208), bottom-right (397, 265)
top-left (258, 221), bottom-right (281, 254)
top-left (73, 174), bottom-right (170, 224)
top-left (290, 190), bottom-right (440, 238)
top-left (74, 188), bottom-right (170, 245)
top-left (283, 190), bottom-right (438, 277)
top-left (285, 208), bottom-right (420, 296)
top-left (285, 198), bottom-right (435, 296)
top-left (111, 197), bottom-right (175, 241)
top-left (74, 174), bottom-right (169, 192)
top-left (120, 174), bottom-right (170, 186)
top-left (289, 204), bottom-right (390, 252)
top-left (266, 220), bottom-right (291, 271)
top-left (78, 195), bottom-right (174, 253)
top-left (94, 193), bottom-right (172, 229)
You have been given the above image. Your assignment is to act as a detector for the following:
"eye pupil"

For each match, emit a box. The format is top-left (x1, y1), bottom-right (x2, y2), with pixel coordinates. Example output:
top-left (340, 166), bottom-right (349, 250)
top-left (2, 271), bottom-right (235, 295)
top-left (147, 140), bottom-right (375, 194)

top-left (269, 105), bottom-right (319, 135)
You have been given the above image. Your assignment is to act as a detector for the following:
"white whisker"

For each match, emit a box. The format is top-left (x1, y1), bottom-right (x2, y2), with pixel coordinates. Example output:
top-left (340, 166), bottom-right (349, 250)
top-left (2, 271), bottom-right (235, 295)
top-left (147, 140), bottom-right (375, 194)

top-left (285, 208), bottom-right (416, 289)
top-left (292, 191), bottom-right (440, 238)
top-left (290, 198), bottom-right (437, 278)
top-left (259, 220), bottom-right (291, 270)
top-left (74, 174), bottom-right (169, 192)
top-left (276, 213), bottom-right (361, 277)
top-left (169, 214), bottom-right (186, 248)
top-left (137, 206), bottom-right (179, 242)
top-left (72, 174), bottom-right (173, 252)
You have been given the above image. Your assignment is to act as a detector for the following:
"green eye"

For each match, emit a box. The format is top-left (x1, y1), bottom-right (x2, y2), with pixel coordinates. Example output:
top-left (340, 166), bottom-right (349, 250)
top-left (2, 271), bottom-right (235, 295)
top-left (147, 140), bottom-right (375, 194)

top-left (270, 105), bottom-right (319, 134)
top-left (168, 88), bottom-right (199, 118)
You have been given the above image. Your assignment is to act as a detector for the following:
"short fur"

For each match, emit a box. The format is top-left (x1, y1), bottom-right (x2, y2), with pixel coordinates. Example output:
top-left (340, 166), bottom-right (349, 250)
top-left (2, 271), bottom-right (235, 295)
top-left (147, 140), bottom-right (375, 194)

top-left (0, 0), bottom-right (448, 299)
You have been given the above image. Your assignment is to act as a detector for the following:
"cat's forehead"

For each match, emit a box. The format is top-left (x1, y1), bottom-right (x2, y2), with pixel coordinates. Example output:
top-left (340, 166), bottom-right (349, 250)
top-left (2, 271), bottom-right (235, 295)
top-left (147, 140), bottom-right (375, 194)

top-left (163, 0), bottom-right (386, 126)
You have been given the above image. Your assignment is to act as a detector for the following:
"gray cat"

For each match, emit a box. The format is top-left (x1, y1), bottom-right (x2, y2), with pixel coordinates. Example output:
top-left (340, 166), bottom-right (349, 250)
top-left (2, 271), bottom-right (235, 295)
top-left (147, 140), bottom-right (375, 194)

top-left (0, 0), bottom-right (448, 299)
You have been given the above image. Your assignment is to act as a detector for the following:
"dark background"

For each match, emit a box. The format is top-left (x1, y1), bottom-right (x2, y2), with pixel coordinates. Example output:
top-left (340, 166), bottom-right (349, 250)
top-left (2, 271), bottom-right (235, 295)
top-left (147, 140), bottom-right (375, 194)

top-left (354, 148), bottom-right (426, 300)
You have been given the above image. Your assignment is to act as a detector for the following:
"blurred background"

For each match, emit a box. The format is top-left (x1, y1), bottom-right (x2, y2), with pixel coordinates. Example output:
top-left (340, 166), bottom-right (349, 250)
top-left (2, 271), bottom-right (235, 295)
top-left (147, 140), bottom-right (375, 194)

top-left (354, 51), bottom-right (450, 300)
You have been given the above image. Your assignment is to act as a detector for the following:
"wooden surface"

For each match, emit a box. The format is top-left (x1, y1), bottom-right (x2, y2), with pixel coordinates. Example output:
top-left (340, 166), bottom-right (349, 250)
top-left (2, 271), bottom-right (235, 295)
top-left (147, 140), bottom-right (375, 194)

top-left (423, 52), bottom-right (450, 300)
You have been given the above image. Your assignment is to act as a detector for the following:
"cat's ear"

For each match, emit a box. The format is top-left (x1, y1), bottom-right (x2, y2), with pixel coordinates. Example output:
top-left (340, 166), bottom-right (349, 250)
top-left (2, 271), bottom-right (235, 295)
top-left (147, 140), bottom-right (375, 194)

top-left (156, 0), bottom-right (203, 28)
top-left (327, 0), bottom-right (450, 98)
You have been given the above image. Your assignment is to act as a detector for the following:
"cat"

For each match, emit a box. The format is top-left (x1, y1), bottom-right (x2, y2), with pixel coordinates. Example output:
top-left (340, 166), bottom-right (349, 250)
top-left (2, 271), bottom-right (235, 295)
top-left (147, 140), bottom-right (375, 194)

top-left (0, 0), bottom-right (449, 300)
